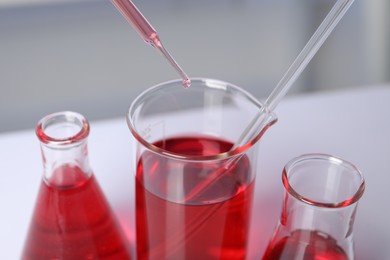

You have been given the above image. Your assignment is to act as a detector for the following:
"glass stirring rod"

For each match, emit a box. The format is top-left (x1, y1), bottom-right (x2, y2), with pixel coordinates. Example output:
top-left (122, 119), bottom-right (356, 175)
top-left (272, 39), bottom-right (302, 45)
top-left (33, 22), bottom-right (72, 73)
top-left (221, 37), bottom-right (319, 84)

top-left (232, 0), bottom-right (355, 150)
top-left (111, 0), bottom-right (191, 88)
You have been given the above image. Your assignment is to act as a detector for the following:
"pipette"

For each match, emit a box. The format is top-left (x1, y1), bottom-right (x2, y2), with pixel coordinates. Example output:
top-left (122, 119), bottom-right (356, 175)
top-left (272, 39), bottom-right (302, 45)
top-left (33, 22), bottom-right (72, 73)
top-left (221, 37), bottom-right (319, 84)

top-left (111, 0), bottom-right (191, 88)
top-left (232, 0), bottom-right (355, 150)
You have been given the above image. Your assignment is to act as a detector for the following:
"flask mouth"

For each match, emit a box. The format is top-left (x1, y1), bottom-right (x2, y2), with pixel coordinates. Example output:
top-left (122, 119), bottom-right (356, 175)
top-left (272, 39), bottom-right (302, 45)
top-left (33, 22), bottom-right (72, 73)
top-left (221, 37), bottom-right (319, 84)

top-left (282, 153), bottom-right (365, 208)
top-left (36, 111), bottom-right (90, 145)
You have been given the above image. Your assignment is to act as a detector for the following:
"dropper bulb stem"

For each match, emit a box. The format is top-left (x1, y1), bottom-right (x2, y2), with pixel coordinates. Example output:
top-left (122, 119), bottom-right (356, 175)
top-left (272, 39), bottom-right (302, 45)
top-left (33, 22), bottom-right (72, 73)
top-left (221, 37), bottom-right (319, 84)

top-left (111, 0), bottom-right (191, 88)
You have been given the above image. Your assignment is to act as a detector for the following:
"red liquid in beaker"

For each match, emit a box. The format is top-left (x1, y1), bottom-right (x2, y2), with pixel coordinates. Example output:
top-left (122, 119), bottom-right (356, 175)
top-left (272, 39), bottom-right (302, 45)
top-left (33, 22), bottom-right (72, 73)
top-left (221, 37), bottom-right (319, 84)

top-left (22, 165), bottom-right (131, 260)
top-left (136, 136), bottom-right (254, 260)
top-left (263, 229), bottom-right (348, 260)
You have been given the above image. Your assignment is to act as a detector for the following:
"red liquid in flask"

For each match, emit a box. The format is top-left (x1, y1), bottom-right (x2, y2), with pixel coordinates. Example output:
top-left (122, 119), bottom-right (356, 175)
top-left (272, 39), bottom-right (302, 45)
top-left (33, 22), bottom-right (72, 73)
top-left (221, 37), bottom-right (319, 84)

top-left (22, 165), bottom-right (131, 260)
top-left (136, 136), bottom-right (254, 260)
top-left (263, 229), bottom-right (348, 260)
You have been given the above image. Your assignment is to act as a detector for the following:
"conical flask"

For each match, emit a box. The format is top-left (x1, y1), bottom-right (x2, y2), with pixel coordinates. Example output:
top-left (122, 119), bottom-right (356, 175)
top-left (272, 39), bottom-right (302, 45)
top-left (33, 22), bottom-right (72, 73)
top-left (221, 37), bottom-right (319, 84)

top-left (21, 111), bottom-right (131, 260)
top-left (262, 154), bottom-right (365, 260)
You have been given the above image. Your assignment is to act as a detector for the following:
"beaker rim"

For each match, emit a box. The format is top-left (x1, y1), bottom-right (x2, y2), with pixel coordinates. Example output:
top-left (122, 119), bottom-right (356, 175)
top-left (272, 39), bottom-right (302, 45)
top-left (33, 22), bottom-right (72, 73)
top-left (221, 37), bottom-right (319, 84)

top-left (282, 153), bottom-right (366, 208)
top-left (127, 77), bottom-right (277, 161)
top-left (36, 111), bottom-right (90, 146)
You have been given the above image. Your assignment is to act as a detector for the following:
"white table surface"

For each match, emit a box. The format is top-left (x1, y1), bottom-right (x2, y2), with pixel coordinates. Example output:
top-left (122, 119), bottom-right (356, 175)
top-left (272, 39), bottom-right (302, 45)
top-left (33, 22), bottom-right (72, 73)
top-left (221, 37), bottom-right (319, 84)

top-left (1, 85), bottom-right (389, 259)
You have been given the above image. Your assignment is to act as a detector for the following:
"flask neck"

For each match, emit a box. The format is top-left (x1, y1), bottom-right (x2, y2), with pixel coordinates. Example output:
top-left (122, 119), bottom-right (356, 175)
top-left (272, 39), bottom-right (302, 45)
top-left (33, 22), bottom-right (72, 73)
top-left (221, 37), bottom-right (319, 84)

top-left (281, 192), bottom-right (358, 240)
top-left (280, 154), bottom-right (365, 240)
top-left (36, 111), bottom-right (92, 188)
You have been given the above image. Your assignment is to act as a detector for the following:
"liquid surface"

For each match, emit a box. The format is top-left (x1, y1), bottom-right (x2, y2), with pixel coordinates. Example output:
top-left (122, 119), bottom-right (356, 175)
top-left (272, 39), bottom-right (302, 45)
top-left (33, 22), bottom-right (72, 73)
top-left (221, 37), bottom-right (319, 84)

top-left (136, 136), bottom-right (254, 260)
top-left (263, 229), bottom-right (348, 260)
top-left (22, 165), bottom-right (131, 260)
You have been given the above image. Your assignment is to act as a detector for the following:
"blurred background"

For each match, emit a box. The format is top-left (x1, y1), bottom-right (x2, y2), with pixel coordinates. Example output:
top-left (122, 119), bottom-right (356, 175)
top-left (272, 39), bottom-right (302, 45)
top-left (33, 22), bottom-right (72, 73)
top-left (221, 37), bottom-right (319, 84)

top-left (0, 0), bottom-right (389, 132)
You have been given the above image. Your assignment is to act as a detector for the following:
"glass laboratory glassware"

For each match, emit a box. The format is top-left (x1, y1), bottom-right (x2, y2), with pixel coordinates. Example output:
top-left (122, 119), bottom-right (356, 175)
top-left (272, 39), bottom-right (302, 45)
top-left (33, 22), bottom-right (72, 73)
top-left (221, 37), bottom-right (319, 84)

top-left (111, 0), bottom-right (191, 88)
top-left (127, 78), bottom-right (277, 260)
top-left (263, 154), bottom-right (365, 260)
top-left (21, 111), bottom-right (131, 260)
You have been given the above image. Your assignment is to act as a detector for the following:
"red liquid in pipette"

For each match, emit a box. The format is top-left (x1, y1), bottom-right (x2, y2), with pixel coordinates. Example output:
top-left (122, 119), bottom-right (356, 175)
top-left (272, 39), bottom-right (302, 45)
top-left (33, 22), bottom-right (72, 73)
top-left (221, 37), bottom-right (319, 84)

top-left (263, 230), bottom-right (348, 260)
top-left (111, 0), bottom-right (191, 88)
top-left (136, 136), bottom-right (253, 259)
top-left (22, 165), bottom-right (131, 260)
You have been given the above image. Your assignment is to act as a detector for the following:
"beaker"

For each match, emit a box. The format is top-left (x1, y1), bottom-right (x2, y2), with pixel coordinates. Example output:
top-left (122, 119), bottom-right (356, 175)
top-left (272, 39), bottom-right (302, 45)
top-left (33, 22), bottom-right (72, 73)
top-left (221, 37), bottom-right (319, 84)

top-left (127, 78), bottom-right (277, 259)
top-left (21, 111), bottom-right (131, 259)
top-left (262, 154), bottom-right (365, 260)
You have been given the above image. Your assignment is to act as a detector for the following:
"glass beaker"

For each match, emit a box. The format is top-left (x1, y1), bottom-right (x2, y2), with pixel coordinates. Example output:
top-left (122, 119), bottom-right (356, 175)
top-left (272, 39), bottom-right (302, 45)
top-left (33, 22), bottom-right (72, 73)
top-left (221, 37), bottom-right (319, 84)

top-left (21, 111), bottom-right (131, 260)
top-left (127, 78), bottom-right (277, 259)
top-left (263, 154), bottom-right (365, 260)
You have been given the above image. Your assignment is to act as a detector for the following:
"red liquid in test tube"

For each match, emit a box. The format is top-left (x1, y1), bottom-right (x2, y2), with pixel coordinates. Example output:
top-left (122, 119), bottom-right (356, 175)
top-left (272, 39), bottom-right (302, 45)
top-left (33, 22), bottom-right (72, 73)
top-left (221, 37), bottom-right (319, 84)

top-left (111, 0), bottom-right (191, 88)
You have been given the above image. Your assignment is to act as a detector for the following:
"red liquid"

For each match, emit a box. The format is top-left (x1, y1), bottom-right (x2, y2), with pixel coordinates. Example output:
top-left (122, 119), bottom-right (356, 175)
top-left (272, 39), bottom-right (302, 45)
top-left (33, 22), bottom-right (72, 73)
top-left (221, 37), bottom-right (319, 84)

top-left (22, 165), bottom-right (131, 260)
top-left (136, 136), bottom-right (254, 260)
top-left (263, 229), bottom-right (348, 260)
